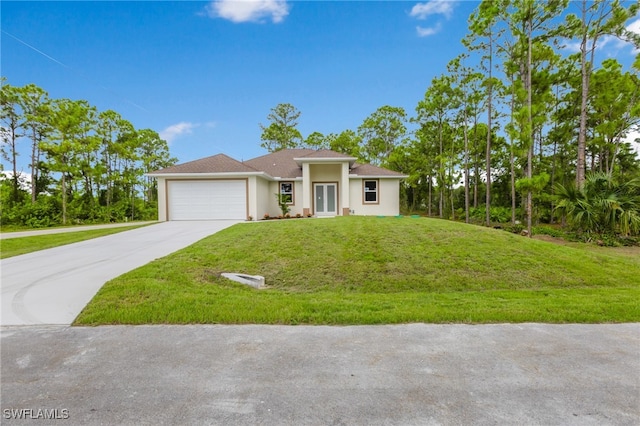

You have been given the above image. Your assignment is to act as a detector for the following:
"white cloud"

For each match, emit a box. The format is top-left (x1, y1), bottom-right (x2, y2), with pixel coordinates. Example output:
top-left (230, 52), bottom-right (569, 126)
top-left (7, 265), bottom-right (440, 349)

top-left (416, 23), bottom-right (442, 37)
top-left (560, 36), bottom-right (616, 54)
top-left (410, 1), bottom-right (455, 38)
top-left (626, 17), bottom-right (640, 54)
top-left (160, 122), bottom-right (197, 144)
top-left (624, 128), bottom-right (640, 158)
top-left (628, 17), bottom-right (640, 35)
top-left (205, 0), bottom-right (289, 23)
top-left (410, 1), bottom-right (456, 20)
top-left (561, 40), bottom-right (581, 53)
top-left (561, 17), bottom-right (640, 55)
top-left (0, 171), bottom-right (31, 191)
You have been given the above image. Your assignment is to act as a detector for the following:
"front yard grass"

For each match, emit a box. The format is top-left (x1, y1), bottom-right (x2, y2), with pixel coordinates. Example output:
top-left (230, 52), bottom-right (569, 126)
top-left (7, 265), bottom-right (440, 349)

top-left (0, 225), bottom-right (148, 259)
top-left (75, 217), bottom-right (640, 325)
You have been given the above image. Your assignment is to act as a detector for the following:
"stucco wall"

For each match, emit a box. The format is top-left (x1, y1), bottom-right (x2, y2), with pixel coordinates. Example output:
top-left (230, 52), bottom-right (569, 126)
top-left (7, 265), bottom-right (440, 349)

top-left (264, 180), bottom-right (304, 218)
top-left (290, 181), bottom-right (304, 217)
top-left (349, 178), bottom-right (401, 216)
top-left (254, 177), bottom-right (271, 220)
top-left (309, 164), bottom-right (341, 182)
top-left (156, 177), bottom-right (167, 221)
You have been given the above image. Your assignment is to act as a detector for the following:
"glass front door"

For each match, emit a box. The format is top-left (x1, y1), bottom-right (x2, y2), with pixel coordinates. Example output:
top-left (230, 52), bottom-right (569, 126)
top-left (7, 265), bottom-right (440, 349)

top-left (314, 183), bottom-right (337, 216)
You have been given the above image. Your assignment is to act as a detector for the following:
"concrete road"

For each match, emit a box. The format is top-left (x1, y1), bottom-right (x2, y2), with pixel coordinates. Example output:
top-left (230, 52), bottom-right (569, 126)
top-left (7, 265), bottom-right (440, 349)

top-left (0, 221), bottom-right (239, 326)
top-left (1, 323), bottom-right (638, 425)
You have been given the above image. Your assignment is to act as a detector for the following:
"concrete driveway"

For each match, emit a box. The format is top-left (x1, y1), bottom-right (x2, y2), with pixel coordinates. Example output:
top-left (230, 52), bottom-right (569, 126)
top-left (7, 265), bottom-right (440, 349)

top-left (0, 221), bottom-right (239, 326)
top-left (1, 323), bottom-right (638, 425)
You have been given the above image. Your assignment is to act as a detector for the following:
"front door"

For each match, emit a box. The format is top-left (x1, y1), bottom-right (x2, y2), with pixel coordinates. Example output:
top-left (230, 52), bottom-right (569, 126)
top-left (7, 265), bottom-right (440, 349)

top-left (314, 183), bottom-right (337, 216)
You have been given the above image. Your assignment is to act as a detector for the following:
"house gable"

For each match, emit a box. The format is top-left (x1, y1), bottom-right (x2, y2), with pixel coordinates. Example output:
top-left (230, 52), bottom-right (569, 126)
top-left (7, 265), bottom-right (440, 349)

top-left (349, 163), bottom-right (406, 178)
top-left (150, 153), bottom-right (259, 175)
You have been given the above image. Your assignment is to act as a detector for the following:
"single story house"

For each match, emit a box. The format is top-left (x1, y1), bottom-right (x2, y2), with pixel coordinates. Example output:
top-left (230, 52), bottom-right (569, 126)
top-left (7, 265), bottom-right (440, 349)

top-left (147, 148), bottom-right (407, 221)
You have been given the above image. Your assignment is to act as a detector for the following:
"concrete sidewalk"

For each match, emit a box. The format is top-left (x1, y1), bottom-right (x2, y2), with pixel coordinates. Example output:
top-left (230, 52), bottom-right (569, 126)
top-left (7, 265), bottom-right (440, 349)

top-left (1, 323), bottom-right (639, 425)
top-left (0, 221), bottom-right (157, 239)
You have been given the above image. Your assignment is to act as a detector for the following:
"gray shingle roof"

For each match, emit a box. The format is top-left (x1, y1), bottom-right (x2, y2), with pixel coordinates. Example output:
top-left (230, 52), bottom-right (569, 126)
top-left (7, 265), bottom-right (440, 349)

top-left (350, 163), bottom-right (407, 177)
top-left (150, 153), bottom-right (258, 174)
top-left (244, 149), bottom-right (315, 178)
top-left (151, 149), bottom-right (405, 178)
top-left (297, 149), bottom-right (357, 159)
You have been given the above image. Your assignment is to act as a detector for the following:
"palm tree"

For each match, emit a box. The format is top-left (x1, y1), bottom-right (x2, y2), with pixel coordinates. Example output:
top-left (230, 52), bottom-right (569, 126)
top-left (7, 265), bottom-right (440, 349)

top-left (555, 172), bottom-right (640, 237)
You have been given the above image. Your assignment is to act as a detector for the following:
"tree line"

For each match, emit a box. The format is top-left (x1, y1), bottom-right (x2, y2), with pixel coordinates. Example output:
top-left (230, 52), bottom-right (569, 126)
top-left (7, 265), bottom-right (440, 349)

top-left (1, 80), bottom-right (176, 227)
top-left (259, 0), bottom-right (640, 238)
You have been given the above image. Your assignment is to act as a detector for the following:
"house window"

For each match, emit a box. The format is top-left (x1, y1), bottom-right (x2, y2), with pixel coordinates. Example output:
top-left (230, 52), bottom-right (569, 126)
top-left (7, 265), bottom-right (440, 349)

top-left (363, 180), bottom-right (378, 204)
top-left (280, 182), bottom-right (294, 204)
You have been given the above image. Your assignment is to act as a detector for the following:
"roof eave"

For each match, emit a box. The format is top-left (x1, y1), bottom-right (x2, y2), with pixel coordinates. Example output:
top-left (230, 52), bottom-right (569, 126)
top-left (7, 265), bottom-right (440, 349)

top-left (272, 177), bottom-right (303, 181)
top-left (349, 174), bottom-right (408, 179)
top-left (146, 172), bottom-right (273, 179)
top-left (294, 157), bottom-right (357, 166)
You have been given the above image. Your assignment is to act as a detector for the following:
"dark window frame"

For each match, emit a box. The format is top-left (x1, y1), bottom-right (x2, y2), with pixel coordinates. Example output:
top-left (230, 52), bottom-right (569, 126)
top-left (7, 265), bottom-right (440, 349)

top-left (363, 179), bottom-right (379, 204)
top-left (280, 181), bottom-right (295, 205)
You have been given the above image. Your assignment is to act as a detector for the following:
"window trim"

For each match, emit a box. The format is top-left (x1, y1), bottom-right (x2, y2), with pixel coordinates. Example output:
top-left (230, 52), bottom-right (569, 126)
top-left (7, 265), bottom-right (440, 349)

top-left (363, 179), bottom-right (379, 204)
top-left (279, 181), bottom-right (295, 205)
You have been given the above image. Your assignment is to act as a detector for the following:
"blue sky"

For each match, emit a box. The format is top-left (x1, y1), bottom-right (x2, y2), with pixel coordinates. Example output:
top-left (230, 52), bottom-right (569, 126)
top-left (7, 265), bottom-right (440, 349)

top-left (2, 0), bottom-right (638, 168)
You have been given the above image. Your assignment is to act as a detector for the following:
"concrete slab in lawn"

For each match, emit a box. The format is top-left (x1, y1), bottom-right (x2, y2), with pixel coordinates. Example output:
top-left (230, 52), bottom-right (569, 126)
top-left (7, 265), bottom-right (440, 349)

top-left (0, 221), bottom-right (239, 326)
top-left (1, 323), bottom-right (638, 425)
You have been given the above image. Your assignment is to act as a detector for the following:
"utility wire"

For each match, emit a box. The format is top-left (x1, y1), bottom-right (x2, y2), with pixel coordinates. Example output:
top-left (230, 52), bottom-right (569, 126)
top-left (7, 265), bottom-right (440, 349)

top-left (2, 29), bottom-right (149, 113)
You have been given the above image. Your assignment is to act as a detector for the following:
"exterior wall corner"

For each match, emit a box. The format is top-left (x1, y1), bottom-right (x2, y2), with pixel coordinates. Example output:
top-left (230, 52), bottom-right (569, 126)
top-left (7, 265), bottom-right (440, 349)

top-left (156, 177), bottom-right (168, 221)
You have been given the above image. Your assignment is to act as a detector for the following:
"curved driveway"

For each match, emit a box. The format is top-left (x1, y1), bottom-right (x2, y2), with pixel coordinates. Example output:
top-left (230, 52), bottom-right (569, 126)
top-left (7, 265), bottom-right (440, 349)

top-left (0, 221), bottom-right (239, 326)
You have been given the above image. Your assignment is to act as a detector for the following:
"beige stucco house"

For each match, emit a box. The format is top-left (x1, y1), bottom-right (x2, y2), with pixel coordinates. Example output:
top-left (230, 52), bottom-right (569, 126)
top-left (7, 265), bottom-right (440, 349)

top-left (147, 149), bottom-right (407, 221)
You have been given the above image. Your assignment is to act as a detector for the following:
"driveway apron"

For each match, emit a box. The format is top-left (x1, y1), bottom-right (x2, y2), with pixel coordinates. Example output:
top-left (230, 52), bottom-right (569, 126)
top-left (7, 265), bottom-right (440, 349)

top-left (0, 221), bottom-right (239, 326)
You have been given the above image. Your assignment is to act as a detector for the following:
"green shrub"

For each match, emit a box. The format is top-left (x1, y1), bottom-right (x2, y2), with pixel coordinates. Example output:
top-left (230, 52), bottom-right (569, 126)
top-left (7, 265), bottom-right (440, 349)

top-left (533, 226), bottom-right (564, 238)
top-left (1, 196), bottom-right (62, 228)
top-left (275, 193), bottom-right (291, 216)
top-left (469, 206), bottom-right (514, 224)
top-left (555, 173), bottom-right (640, 237)
top-left (503, 223), bottom-right (524, 234)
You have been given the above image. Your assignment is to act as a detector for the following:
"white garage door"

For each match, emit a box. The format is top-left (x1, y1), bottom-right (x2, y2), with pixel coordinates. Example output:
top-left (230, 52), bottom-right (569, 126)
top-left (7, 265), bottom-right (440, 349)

top-left (168, 180), bottom-right (247, 220)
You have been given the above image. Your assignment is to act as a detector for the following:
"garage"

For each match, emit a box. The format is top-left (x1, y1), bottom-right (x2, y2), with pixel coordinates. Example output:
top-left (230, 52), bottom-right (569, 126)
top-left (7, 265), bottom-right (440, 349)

top-left (167, 180), bottom-right (247, 220)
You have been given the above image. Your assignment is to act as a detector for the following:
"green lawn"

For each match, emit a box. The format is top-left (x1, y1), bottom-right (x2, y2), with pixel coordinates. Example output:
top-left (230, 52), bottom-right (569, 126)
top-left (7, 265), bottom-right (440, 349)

top-left (75, 217), bottom-right (640, 325)
top-left (0, 225), bottom-right (149, 259)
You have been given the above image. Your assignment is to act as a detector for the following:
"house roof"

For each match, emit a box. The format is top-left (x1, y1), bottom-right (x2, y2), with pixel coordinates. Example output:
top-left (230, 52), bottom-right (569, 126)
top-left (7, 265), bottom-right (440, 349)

top-left (350, 163), bottom-right (406, 177)
top-left (149, 153), bottom-right (259, 175)
top-left (297, 149), bottom-right (357, 160)
top-left (244, 149), bottom-right (313, 178)
top-left (150, 149), bottom-right (406, 179)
